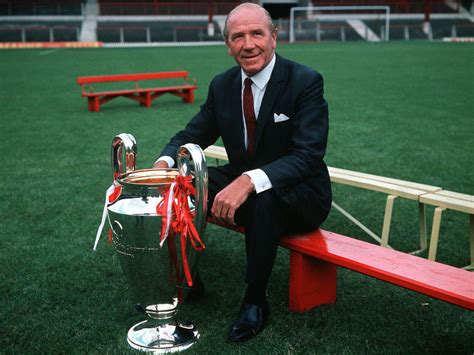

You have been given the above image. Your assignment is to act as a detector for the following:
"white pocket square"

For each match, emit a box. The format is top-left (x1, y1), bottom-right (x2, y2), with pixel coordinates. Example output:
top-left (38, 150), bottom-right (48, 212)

top-left (274, 113), bottom-right (290, 122)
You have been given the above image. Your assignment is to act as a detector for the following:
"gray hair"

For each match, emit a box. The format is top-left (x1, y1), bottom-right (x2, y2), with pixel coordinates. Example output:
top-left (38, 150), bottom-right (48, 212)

top-left (223, 2), bottom-right (277, 40)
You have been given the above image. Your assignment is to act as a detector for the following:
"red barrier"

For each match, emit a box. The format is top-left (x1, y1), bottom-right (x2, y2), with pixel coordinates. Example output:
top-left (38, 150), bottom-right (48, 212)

top-left (0, 42), bottom-right (103, 49)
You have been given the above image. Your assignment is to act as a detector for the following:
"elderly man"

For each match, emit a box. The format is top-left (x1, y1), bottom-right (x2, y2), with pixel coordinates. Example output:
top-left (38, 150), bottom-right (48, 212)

top-left (154, 2), bottom-right (331, 343)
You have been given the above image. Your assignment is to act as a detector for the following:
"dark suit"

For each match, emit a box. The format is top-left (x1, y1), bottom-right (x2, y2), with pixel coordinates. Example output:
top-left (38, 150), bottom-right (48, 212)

top-left (160, 54), bottom-right (332, 285)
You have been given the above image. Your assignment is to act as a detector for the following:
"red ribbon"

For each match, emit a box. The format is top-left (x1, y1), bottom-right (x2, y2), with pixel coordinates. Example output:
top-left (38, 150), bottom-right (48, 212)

top-left (107, 184), bottom-right (122, 244)
top-left (107, 228), bottom-right (113, 244)
top-left (157, 175), bottom-right (205, 288)
top-left (108, 184), bottom-right (122, 204)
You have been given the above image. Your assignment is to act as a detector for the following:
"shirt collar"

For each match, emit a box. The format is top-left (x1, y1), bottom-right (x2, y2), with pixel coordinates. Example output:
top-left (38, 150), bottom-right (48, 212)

top-left (241, 54), bottom-right (276, 91)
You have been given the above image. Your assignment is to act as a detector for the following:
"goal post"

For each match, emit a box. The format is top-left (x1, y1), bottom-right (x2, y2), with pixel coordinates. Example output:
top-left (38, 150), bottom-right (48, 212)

top-left (289, 6), bottom-right (391, 43)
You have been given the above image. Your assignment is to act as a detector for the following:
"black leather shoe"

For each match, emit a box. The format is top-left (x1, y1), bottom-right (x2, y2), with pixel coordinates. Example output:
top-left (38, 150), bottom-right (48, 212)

top-left (227, 301), bottom-right (269, 343)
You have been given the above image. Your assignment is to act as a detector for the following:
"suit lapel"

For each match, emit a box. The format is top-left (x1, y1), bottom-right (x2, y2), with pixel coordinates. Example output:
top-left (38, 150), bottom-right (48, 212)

top-left (254, 55), bottom-right (287, 153)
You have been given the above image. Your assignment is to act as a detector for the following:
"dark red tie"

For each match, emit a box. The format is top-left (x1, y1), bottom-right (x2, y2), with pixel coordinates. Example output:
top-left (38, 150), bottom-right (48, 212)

top-left (243, 78), bottom-right (256, 156)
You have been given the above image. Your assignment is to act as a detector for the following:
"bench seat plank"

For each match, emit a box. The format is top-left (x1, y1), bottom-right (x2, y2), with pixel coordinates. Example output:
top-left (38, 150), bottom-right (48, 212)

top-left (81, 85), bottom-right (196, 97)
top-left (202, 146), bottom-right (438, 198)
top-left (420, 192), bottom-right (474, 214)
top-left (77, 71), bottom-right (190, 84)
top-left (203, 145), bottom-right (228, 160)
top-left (280, 229), bottom-right (474, 311)
top-left (435, 190), bottom-right (474, 201)
top-left (328, 167), bottom-right (441, 193)
top-left (329, 172), bottom-right (427, 200)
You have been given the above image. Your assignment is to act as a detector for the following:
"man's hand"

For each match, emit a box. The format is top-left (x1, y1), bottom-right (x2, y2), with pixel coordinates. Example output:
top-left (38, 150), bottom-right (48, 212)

top-left (153, 160), bottom-right (169, 169)
top-left (211, 174), bottom-right (254, 225)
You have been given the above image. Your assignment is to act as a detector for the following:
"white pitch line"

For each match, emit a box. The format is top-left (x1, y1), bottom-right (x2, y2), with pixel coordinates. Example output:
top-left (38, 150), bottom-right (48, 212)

top-left (39, 48), bottom-right (62, 56)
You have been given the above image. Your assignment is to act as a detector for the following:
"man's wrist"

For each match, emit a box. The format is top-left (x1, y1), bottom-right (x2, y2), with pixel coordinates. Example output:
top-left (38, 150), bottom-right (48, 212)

top-left (242, 169), bottom-right (272, 194)
top-left (241, 173), bottom-right (256, 192)
top-left (154, 156), bottom-right (175, 168)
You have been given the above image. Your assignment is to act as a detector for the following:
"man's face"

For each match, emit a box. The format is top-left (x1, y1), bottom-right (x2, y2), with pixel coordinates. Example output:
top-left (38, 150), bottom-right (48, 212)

top-left (225, 6), bottom-right (277, 77)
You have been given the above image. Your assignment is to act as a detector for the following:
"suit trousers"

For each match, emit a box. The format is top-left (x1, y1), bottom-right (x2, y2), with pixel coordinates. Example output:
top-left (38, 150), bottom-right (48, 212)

top-left (207, 166), bottom-right (327, 286)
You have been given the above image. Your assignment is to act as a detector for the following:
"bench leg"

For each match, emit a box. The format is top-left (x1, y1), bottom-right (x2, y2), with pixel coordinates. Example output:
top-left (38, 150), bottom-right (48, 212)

top-left (183, 89), bottom-right (194, 103)
top-left (288, 250), bottom-right (336, 313)
top-left (140, 92), bottom-right (152, 107)
top-left (428, 207), bottom-right (445, 261)
top-left (381, 195), bottom-right (397, 248)
top-left (463, 214), bottom-right (474, 271)
top-left (419, 202), bottom-right (428, 251)
top-left (87, 97), bottom-right (100, 112)
top-left (410, 202), bottom-right (428, 255)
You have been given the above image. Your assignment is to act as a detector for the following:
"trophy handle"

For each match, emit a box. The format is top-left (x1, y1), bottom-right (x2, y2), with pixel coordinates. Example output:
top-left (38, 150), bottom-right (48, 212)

top-left (177, 144), bottom-right (208, 234)
top-left (112, 133), bottom-right (137, 179)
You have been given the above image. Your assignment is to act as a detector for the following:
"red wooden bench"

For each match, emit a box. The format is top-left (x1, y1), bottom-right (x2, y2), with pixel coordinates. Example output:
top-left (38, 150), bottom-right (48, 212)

top-left (76, 71), bottom-right (197, 112)
top-left (208, 219), bottom-right (474, 312)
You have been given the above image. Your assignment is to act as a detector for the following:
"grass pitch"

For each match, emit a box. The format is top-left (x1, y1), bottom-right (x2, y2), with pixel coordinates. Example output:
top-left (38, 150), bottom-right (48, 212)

top-left (1, 42), bottom-right (473, 354)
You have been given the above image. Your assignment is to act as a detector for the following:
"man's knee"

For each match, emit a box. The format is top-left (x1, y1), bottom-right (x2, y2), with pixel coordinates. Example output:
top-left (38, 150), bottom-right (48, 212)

top-left (254, 189), bottom-right (280, 211)
top-left (239, 189), bottom-right (283, 228)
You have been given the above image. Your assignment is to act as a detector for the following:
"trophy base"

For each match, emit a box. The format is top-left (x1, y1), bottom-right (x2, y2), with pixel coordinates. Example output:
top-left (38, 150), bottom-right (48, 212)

top-left (127, 319), bottom-right (199, 353)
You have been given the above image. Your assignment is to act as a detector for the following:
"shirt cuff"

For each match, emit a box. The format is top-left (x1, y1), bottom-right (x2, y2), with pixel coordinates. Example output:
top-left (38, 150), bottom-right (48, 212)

top-left (155, 156), bottom-right (175, 168)
top-left (243, 169), bottom-right (273, 194)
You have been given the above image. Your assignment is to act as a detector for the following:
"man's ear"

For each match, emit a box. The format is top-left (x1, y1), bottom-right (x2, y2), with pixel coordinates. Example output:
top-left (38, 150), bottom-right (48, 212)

top-left (272, 30), bottom-right (278, 50)
top-left (225, 41), bottom-right (232, 56)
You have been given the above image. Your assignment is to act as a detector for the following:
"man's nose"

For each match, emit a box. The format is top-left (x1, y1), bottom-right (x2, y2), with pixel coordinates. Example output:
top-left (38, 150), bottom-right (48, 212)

top-left (243, 35), bottom-right (255, 49)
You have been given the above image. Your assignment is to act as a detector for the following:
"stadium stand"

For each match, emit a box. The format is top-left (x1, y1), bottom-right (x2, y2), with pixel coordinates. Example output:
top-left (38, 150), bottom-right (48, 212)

top-left (97, 0), bottom-right (239, 16)
top-left (0, 0), bottom-right (84, 16)
top-left (96, 21), bottom-right (216, 42)
top-left (0, 23), bottom-right (81, 42)
top-left (0, 1), bottom-right (472, 43)
top-left (302, 0), bottom-right (461, 14)
top-left (0, 0), bottom-right (84, 43)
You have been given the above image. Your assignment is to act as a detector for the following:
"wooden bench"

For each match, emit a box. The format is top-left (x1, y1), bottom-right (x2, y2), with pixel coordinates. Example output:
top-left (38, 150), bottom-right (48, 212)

top-left (76, 71), bottom-right (197, 112)
top-left (208, 219), bottom-right (474, 312)
top-left (328, 167), bottom-right (441, 254)
top-left (203, 145), bottom-right (227, 163)
top-left (203, 145), bottom-right (441, 254)
top-left (420, 190), bottom-right (474, 269)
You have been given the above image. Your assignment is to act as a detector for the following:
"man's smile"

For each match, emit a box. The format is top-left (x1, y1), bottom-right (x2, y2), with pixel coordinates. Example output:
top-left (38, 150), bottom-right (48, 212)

top-left (241, 53), bottom-right (260, 61)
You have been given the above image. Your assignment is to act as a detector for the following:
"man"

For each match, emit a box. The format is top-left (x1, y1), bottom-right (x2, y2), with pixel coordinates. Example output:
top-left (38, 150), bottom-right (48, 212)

top-left (154, 2), bottom-right (331, 343)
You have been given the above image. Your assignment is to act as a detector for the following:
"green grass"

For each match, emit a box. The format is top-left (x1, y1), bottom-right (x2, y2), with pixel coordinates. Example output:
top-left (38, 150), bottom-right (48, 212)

top-left (1, 42), bottom-right (473, 354)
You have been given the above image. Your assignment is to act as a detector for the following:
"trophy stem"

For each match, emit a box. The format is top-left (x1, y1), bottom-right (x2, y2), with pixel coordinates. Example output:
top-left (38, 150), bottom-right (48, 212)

top-left (144, 299), bottom-right (179, 320)
top-left (127, 317), bottom-right (199, 353)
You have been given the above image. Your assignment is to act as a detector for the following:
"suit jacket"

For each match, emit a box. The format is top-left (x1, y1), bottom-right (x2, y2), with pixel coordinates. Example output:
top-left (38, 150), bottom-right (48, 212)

top-left (160, 54), bottom-right (332, 226)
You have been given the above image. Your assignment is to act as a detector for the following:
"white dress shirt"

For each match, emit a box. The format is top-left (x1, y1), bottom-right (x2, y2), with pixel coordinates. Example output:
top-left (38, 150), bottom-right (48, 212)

top-left (240, 55), bottom-right (275, 194)
top-left (156, 55), bottom-right (276, 194)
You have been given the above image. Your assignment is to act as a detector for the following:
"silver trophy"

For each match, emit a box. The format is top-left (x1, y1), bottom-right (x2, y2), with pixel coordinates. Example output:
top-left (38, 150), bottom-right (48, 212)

top-left (104, 133), bottom-right (208, 353)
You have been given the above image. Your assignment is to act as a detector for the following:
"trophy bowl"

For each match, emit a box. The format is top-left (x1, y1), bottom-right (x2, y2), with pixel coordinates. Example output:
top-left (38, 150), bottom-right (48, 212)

top-left (104, 133), bottom-right (208, 353)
